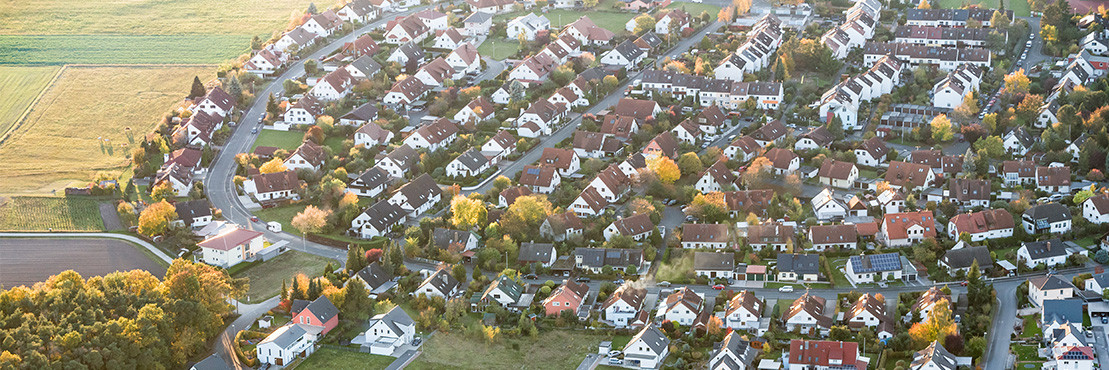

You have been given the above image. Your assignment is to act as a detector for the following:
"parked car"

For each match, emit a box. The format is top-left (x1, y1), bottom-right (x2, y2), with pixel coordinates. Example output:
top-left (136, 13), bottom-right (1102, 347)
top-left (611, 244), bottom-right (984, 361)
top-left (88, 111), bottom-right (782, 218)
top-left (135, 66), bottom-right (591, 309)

top-left (250, 216), bottom-right (260, 223)
top-left (712, 284), bottom-right (725, 290)
top-left (608, 350), bottom-right (622, 357)
top-left (1102, 316), bottom-right (1107, 324)
top-left (614, 279), bottom-right (625, 285)
top-left (524, 273), bottom-right (538, 279)
top-left (575, 277), bottom-right (591, 283)
top-left (657, 281), bottom-right (672, 287)
top-left (251, 127), bottom-right (258, 134)
top-left (608, 358), bottom-right (622, 365)
top-left (778, 286), bottom-right (794, 293)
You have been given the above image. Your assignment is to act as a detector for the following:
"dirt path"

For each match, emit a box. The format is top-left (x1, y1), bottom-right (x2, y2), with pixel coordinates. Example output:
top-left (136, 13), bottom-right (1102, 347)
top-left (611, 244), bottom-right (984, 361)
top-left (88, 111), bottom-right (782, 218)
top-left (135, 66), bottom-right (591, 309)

top-left (98, 201), bottom-right (124, 231)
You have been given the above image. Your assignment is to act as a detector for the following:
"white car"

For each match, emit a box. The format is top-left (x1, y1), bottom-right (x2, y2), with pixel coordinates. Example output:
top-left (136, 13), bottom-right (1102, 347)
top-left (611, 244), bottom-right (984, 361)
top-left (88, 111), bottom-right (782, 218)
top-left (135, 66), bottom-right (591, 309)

top-left (608, 350), bottom-right (622, 357)
top-left (778, 286), bottom-right (795, 293)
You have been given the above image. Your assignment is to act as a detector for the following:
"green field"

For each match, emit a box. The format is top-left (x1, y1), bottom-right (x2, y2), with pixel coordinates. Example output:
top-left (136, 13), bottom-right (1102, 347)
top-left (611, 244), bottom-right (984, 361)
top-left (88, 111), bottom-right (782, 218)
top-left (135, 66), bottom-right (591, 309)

top-left (494, 10), bottom-right (636, 34)
top-left (0, 66), bottom-right (59, 136)
top-left (233, 250), bottom-right (334, 303)
top-left (295, 347), bottom-right (396, 369)
top-left (408, 330), bottom-right (603, 369)
top-left (665, 2), bottom-right (721, 18)
top-left (937, 0), bottom-right (1031, 16)
top-left (477, 40), bottom-right (522, 61)
top-left (0, 196), bottom-right (104, 231)
top-left (253, 130), bottom-right (308, 151)
top-left (253, 203), bottom-right (308, 236)
top-left (0, 35), bottom-right (250, 65)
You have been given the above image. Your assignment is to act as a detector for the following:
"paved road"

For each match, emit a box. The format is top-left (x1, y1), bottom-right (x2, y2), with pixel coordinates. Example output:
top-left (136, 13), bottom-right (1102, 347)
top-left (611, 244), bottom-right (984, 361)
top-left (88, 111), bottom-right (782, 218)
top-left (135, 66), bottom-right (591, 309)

top-left (203, 7), bottom-right (434, 266)
top-left (576, 353), bottom-right (601, 370)
top-left (469, 21), bottom-right (726, 195)
top-left (385, 349), bottom-right (421, 370)
top-left (214, 296), bottom-right (281, 370)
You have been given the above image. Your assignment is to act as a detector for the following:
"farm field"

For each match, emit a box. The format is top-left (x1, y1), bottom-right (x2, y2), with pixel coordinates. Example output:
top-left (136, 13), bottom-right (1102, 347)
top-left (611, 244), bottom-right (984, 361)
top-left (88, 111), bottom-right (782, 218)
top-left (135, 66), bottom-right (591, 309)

top-left (0, 35), bottom-right (249, 65)
top-left (937, 0), bottom-right (1031, 16)
top-left (233, 250), bottom-right (333, 303)
top-left (0, 0), bottom-right (317, 35)
top-left (0, 196), bottom-right (105, 231)
top-left (407, 330), bottom-right (603, 370)
top-left (0, 237), bottom-right (166, 287)
top-left (0, 66), bottom-right (59, 136)
top-left (0, 66), bottom-right (214, 194)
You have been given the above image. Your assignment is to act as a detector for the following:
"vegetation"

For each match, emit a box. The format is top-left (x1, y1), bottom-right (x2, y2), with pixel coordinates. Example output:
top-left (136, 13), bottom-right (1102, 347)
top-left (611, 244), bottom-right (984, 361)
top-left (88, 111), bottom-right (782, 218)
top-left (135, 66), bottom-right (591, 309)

top-left (0, 66), bottom-right (59, 135)
top-left (296, 347), bottom-right (396, 369)
top-left (0, 35), bottom-right (251, 64)
top-left (233, 250), bottom-right (334, 303)
top-left (408, 330), bottom-right (602, 370)
top-left (0, 196), bottom-right (104, 231)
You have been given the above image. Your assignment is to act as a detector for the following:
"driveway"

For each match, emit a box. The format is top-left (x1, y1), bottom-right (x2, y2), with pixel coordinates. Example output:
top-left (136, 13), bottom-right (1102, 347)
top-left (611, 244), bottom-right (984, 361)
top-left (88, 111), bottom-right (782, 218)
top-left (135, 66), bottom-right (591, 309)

top-left (213, 296), bottom-right (281, 370)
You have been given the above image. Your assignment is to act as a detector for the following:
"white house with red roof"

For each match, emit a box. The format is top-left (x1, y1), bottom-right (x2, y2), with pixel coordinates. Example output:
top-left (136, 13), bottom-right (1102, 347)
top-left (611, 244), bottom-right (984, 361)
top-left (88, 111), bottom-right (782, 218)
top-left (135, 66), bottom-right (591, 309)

top-left (274, 27), bottom-right (319, 53)
top-left (284, 141), bottom-right (327, 172)
top-left (283, 95), bottom-right (322, 125)
top-left (786, 339), bottom-right (870, 369)
top-left (403, 118), bottom-right (458, 151)
top-left (602, 285), bottom-right (647, 328)
top-left (1082, 194), bottom-right (1109, 224)
top-left (337, 0), bottom-right (378, 23)
top-left (433, 28), bottom-right (466, 50)
top-left (354, 122), bottom-right (394, 148)
top-left (244, 49), bottom-right (287, 76)
top-left (243, 171), bottom-right (301, 201)
top-left (454, 96), bottom-right (494, 125)
top-left (309, 68), bottom-right (357, 101)
top-left (199, 228), bottom-right (265, 268)
top-left (384, 15), bottom-right (431, 44)
top-left (383, 76), bottom-right (429, 107)
top-left (413, 57), bottom-right (454, 87)
top-left (880, 211), bottom-right (937, 247)
top-left (446, 43), bottom-right (482, 75)
top-left (194, 86), bottom-right (236, 118)
top-left (302, 10), bottom-right (343, 38)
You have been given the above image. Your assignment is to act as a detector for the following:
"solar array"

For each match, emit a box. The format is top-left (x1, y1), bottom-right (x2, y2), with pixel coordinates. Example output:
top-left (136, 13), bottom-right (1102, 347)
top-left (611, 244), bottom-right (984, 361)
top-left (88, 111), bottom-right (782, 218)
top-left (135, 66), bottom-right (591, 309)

top-left (851, 252), bottom-right (901, 273)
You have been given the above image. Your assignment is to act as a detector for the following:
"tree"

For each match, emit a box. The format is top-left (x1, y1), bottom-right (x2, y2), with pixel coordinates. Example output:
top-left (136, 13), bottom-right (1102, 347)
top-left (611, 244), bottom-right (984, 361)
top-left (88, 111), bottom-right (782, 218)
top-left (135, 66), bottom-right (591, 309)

top-left (990, 10), bottom-right (1010, 28)
top-left (648, 156), bottom-right (681, 184)
top-left (962, 147), bottom-right (976, 175)
top-left (741, 157), bottom-right (772, 189)
top-left (954, 93), bottom-right (979, 122)
top-left (1040, 23), bottom-right (1058, 43)
top-left (189, 76), bottom-right (206, 99)
top-left (732, 0), bottom-right (752, 14)
top-left (347, 245), bottom-right (366, 274)
top-left (1004, 69), bottom-right (1031, 97)
top-left (150, 181), bottom-right (176, 202)
top-left (973, 135), bottom-right (1005, 159)
top-left (500, 195), bottom-right (553, 238)
top-left (930, 114), bottom-right (954, 143)
top-left (307, 2), bottom-right (318, 14)
top-left (305, 125), bottom-right (324, 144)
top-left (677, 153), bottom-right (703, 176)
top-left (259, 157), bottom-right (287, 174)
top-left (452, 264), bottom-right (467, 284)
top-left (1074, 188), bottom-right (1096, 204)
top-left (718, 6), bottom-right (735, 23)
top-left (227, 75), bottom-right (243, 103)
top-left (292, 205), bottom-right (331, 239)
top-left (909, 298), bottom-right (957, 347)
top-left (918, 0), bottom-right (931, 8)
top-left (138, 200), bottom-right (178, 236)
top-left (633, 14), bottom-right (657, 35)
top-left (341, 279), bottom-right (374, 320)
top-left (583, 0), bottom-right (598, 8)
top-left (266, 93), bottom-right (279, 118)
top-left (450, 196), bottom-right (487, 229)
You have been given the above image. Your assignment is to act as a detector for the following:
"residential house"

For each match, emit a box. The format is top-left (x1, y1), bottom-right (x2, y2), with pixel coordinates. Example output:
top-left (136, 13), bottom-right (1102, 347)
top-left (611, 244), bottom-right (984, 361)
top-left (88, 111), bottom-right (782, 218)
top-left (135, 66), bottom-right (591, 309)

top-left (540, 211), bottom-right (584, 242)
top-left (382, 76), bottom-right (429, 107)
top-left (695, 160), bottom-right (738, 193)
top-left (603, 213), bottom-right (656, 241)
top-left (939, 245), bottom-right (994, 274)
top-left (337, 0), bottom-right (378, 23)
top-left (475, 275), bottom-right (525, 311)
top-left (376, 144), bottom-right (419, 178)
top-left (341, 101), bottom-right (380, 126)
top-left (599, 114), bottom-right (640, 140)
top-left (947, 209), bottom-right (1013, 241)
top-left (284, 141), bottom-right (327, 172)
top-left (244, 49), bottom-right (287, 76)
top-left (309, 68), bottom-right (356, 101)
top-left (855, 137), bottom-right (890, 167)
top-left (809, 224), bottom-right (858, 251)
top-left (445, 148), bottom-right (491, 178)
top-left (747, 223), bottom-right (795, 252)
top-left (910, 341), bottom-right (958, 370)
top-left (1082, 194), bottom-right (1109, 224)
top-left (777, 253), bottom-right (821, 281)
top-left (694, 251), bottom-right (736, 280)
top-left (572, 131), bottom-right (623, 159)
top-left (351, 200), bottom-right (407, 238)
top-left (301, 10), bottom-right (342, 38)
top-left (600, 40), bottom-right (646, 69)
top-left (402, 118), bottom-right (458, 151)
top-left (795, 126), bottom-right (835, 152)
top-left (709, 332), bottom-right (759, 370)
top-left (1002, 128), bottom-right (1036, 157)
top-left (603, 285), bottom-right (648, 328)
top-left (844, 294), bottom-right (891, 337)
top-left (1036, 166), bottom-right (1072, 193)
top-left (912, 287), bottom-right (950, 322)
top-left (413, 57), bottom-right (454, 87)
top-left (499, 186), bottom-right (532, 208)
top-left (415, 267), bottom-right (462, 299)
top-left (431, 228), bottom-right (480, 252)
top-left (1001, 160), bottom-right (1036, 187)
top-left (1085, 271), bottom-right (1109, 293)
top-left (173, 199), bottom-right (213, 228)
top-left (462, 12), bottom-right (493, 36)
top-left (723, 290), bottom-right (763, 331)
top-left (454, 96), bottom-right (495, 125)
top-left (845, 253), bottom-right (903, 285)
top-left (1028, 275), bottom-right (1075, 307)
top-left (386, 41), bottom-right (425, 68)
top-left (290, 296), bottom-right (340, 335)
top-left (817, 160), bottom-right (859, 189)
top-left (193, 86), bottom-right (236, 118)
top-left (243, 170), bottom-right (301, 201)
top-left (876, 189), bottom-right (906, 214)
top-left (944, 178), bottom-right (991, 208)
top-left (670, 120), bottom-right (702, 145)
top-left (433, 28), bottom-right (465, 50)
top-left (516, 99), bottom-right (566, 137)
top-left (725, 136), bottom-right (761, 162)
top-left (387, 174), bottom-right (442, 217)
top-left (543, 280), bottom-right (590, 316)
top-left (1022, 203), bottom-right (1072, 234)
top-left (562, 16), bottom-right (615, 46)
top-left (481, 130), bottom-right (517, 162)
top-left (1018, 239), bottom-right (1072, 269)
top-left (763, 148), bottom-right (799, 175)
top-left (655, 287), bottom-right (706, 326)
top-left (783, 293), bottom-right (833, 335)
top-left (344, 55), bottom-right (383, 80)
top-left (519, 165), bottom-right (561, 194)
top-left (351, 262), bottom-right (396, 298)
top-left (585, 164), bottom-right (631, 202)
top-left (274, 27), bottom-right (318, 53)
top-left (538, 147), bottom-right (580, 176)
top-left (353, 122), bottom-right (394, 148)
top-left (199, 228), bottom-right (264, 268)
top-left (811, 188), bottom-right (848, 221)
top-left (256, 324), bottom-right (317, 366)
top-left (570, 186), bottom-right (608, 217)
top-left (643, 132), bottom-right (678, 159)
top-left (932, 63), bottom-right (983, 108)
top-left (880, 211), bottom-right (937, 247)
top-left (518, 241), bottom-right (557, 267)
top-left (681, 223), bottom-right (731, 249)
top-left (884, 161), bottom-right (936, 192)
top-left (750, 120), bottom-right (788, 147)
top-left (352, 306), bottom-right (414, 355)
top-left (623, 326), bottom-right (670, 369)
top-left (573, 248), bottom-right (643, 273)
top-left (384, 15), bottom-right (431, 44)
top-left (506, 13), bottom-right (550, 41)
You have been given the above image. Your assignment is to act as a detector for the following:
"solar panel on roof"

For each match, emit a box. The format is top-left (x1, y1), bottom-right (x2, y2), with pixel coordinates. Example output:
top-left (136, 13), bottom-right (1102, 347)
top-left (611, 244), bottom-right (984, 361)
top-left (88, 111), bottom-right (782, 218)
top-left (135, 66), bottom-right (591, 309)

top-left (526, 168), bottom-right (540, 175)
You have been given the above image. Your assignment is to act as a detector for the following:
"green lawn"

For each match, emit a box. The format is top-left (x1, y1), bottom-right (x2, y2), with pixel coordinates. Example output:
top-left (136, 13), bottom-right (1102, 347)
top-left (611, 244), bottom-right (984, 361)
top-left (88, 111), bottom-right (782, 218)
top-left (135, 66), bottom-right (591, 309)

top-left (0, 66), bottom-right (59, 136)
top-left (1011, 344), bottom-right (1040, 362)
top-left (295, 347), bottom-right (396, 370)
top-left (254, 203), bottom-right (307, 236)
top-left (610, 334), bottom-right (632, 350)
top-left (1020, 315), bottom-right (1042, 338)
top-left (664, 2), bottom-right (721, 18)
top-left (1074, 236), bottom-right (1099, 248)
top-left (494, 10), bottom-right (635, 34)
top-left (252, 129), bottom-right (307, 151)
top-left (408, 330), bottom-right (603, 369)
top-left (233, 250), bottom-right (334, 303)
top-left (829, 257), bottom-right (851, 287)
top-left (477, 40), bottom-right (521, 61)
top-left (859, 168), bottom-right (879, 179)
top-left (0, 35), bottom-right (250, 65)
top-left (0, 196), bottom-right (104, 231)
top-left (937, 0), bottom-right (1030, 16)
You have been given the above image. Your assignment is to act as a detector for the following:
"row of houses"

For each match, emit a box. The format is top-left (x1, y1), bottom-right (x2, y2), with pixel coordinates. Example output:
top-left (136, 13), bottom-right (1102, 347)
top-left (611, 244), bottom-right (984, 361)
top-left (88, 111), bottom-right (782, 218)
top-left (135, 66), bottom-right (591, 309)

top-left (820, 0), bottom-right (882, 59)
top-left (862, 42), bottom-right (991, 71)
top-left (637, 69), bottom-right (784, 110)
top-left (715, 14), bottom-right (785, 79)
top-left (818, 55), bottom-right (905, 130)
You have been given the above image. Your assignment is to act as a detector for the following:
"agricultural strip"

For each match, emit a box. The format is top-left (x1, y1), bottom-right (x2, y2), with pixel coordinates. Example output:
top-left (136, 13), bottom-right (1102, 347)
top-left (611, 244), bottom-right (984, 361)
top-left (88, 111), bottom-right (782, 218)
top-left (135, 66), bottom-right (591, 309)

top-left (0, 0), bottom-right (318, 35)
top-left (0, 66), bottom-right (59, 135)
top-left (0, 66), bottom-right (214, 194)
top-left (0, 237), bottom-right (166, 287)
top-left (0, 196), bottom-right (105, 231)
top-left (0, 35), bottom-right (252, 65)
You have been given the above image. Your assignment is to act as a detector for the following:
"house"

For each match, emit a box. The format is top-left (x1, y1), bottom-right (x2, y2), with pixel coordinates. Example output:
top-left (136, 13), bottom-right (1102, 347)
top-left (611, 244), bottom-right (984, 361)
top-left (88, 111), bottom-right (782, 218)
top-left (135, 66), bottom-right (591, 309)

top-left (1085, 271), bottom-right (1109, 293)
top-left (284, 141), bottom-right (327, 172)
top-left (944, 178), bottom-right (991, 208)
top-left (383, 76), bottom-right (429, 107)
top-left (694, 252), bottom-right (736, 280)
top-left (939, 245), bottom-right (994, 274)
top-left (844, 293), bottom-right (889, 334)
top-left (623, 326), bottom-right (670, 369)
top-left (1018, 239), bottom-right (1072, 269)
top-left (386, 41), bottom-right (425, 68)
top-left (548, 87), bottom-right (588, 108)
top-left (403, 118), bottom-right (458, 151)
top-left (877, 189), bottom-right (906, 214)
top-left (910, 341), bottom-right (957, 370)
top-left (415, 267), bottom-right (462, 299)
top-left (723, 290), bottom-right (763, 331)
top-left (337, 0), bottom-right (378, 23)
top-left (884, 161), bottom-right (936, 191)
top-left (536, 212), bottom-right (583, 244)
top-left (1083, 194), bottom-right (1109, 224)
top-left (573, 248), bottom-right (643, 273)
top-left (912, 287), bottom-right (950, 322)
top-left (193, 86), bottom-right (236, 118)
top-left (507, 13), bottom-right (550, 41)
top-left (1028, 275), bottom-right (1075, 307)
top-left (1001, 160), bottom-right (1036, 187)
top-left (351, 262), bottom-right (396, 298)
top-left (599, 114), bottom-right (640, 140)
top-left (445, 148), bottom-right (491, 178)
top-left (482, 130), bottom-right (517, 162)
top-left (749, 120), bottom-right (788, 147)
top-left (586, 164), bottom-right (631, 202)
top-left (642, 132), bottom-right (678, 160)
top-left (387, 174), bottom-right (442, 217)
top-left (725, 136), bottom-right (761, 162)
top-left (653, 9), bottom-right (689, 34)
top-left (777, 253), bottom-right (821, 281)
top-left (1036, 166), bottom-right (1072, 193)
top-left (932, 63), bottom-right (983, 108)
top-left (600, 40), bottom-right (646, 69)
top-left (817, 160), bottom-right (858, 189)
top-left (947, 209), bottom-right (1013, 241)
top-left (783, 293), bottom-right (832, 335)
top-left (291, 296), bottom-right (340, 335)
top-left (376, 144), bottom-right (418, 178)
top-left (695, 160), bottom-right (738, 193)
top-left (655, 287), bottom-right (706, 326)
top-left (763, 148), bottom-right (799, 175)
top-left (413, 57), bottom-right (454, 87)
top-left (747, 223), bottom-right (795, 252)
top-left (603, 213), bottom-right (655, 241)
top-left (811, 188), bottom-right (848, 221)
top-left (273, 27), bottom-right (319, 53)
top-left (847, 196), bottom-right (868, 217)
top-left (508, 53), bottom-right (560, 85)
top-left (1002, 127), bottom-right (1036, 157)
top-left (538, 148), bottom-right (580, 176)
top-left (454, 96), bottom-right (495, 125)
top-left (475, 275), bottom-right (525, 311)
top-left (519, 165), bottom-right (561, 194)
top-left (517, 241), bottom-right (557, 268)
top-left (570, 187), bottom-right (608, 217)
top-left (809, 224), bottom-right (857, 251)
top-left (670, 120), bottom-right (702, 145)
top-left (681, 223), bottom-right (731, 249)
top-left (499, 186), bottom-right (531, 208)
top-left (353, 122), bottom-right (394, 148)
top-left (709, 332), bottom-right (759, 370)
top-left (463, 12), bottom-right (493, 36)
top-left (351, 200), bottom-right (407, 238)
top-left (352, 306), bottom-right (414, 355)
top-left (691, 105), bottom-right (729, 137)
top-left (173, 199), bottom-right (212, 228)
top-left (572, 131), bottom-right (623, 159)
top-left (845, 253), bottom-right (903, 285)
top-left (244, 49), bottom-right (287, 76)
top-left (855, 137), bottom-right (890, 167)
top-left (563, 16), bottom-right (615, 46)
top-left (345, 55), bottom-right (383, 80)
top-left (301, 10), bottom-right (342, 37)
top-left (517, 99), bottom-right (566, 137)
top-left (243, 170), bottom-right (301, 202)
top-left (384, 15), bottom-right (431, 44)
top-left (309, 68), bottom-right (356, 101)
top-left (256, 323), bottom-right (317, 366)
top-left (199, 228), bottom-right (265, 268)
top-left (795, 126), bottom-right (835, 151)
top-left (433, 28), bottom-right (465, 49)
top-left (880, 211), bottom-right (937, 247)
top-left (341, 102), bottom-right (380, 126)
top-left (612, 98), bottom-right (661, 121)
top-left (543, 280), bottom-right (590, 316)
top-left (602, 285), bottom-right (648, 328)
top-left (431, 228), bottom-right (480, 252)
top-left (1022, 203), bottom-right (1072, 234)
top-left (787, 340), bottom-right (870, 369)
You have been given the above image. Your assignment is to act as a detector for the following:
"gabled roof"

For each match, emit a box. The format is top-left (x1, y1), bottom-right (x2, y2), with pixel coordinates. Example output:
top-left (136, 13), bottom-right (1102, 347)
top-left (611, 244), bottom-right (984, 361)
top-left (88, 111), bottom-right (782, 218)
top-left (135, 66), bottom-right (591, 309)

top-left (602, 285), bottom-right (647, 310)
top-left (693, 252), bottom-right (734, 272)
top-left (174, 199), bottom-right (212, 225)
top-left (499, 186), bottom-right (532, 206)
top-left (297, 296), bottom-right (339, 324)
top-left (682, 223), bottom-right (730, 244)
top-left (949, 209), bottom-right (1013, 235)
top-left (948, 178), bottom-right (990, 202)
top-left (431, 227), bottom-right (477, 250)
top-left (612, 98), bottom-right (658, 121)
top-left (848, 253), bottom-right (901, 273)
top-left (249, 170), bottom-right (300, 193)
top-left (662, 287), bottom-right (703, 313)
top-left (371, 306), bottom-right (414, 337)
top-left (355, 121), bottom-right (391, 143)
top-left (518, 241), bottom-right (556, 263)
top-left (810, 224), bottom-right (857, 245)
top-left (748, 223), bottom-right (794, 245)
top-left (539, 147), bottom-right (577, 170)
top-left (726, 290), bottom-right (761, 316)
top-left (420, 267), bottom-right (461, 295)
top-left (260, 323), bottom-right (310, 349)
top-left (611, 213), bottom-right (654, 236)
top-left (1086, 194), bottom-right (1109, 216)
top-left (1030, 274), bottom-right (1073, 290)
top-left (912, 287), bottom-right (949, 311)
top-left (799, 126), bottom-right (834, 147)
top-left (700, 159), bottom-right (736, 187)
top-left (451, 148), bottom-right (489, 172)
top-left (941, 245), bottom-right (994, 270)
top-left (412, 118), bottom-right (458, 144)
top-left (1043, 299), bottom-right (1084, 326)
top-left (481, 275), bottom-right (524, 303)
top-left (723, 189), bottom-right (775, 215)
top-left (845, 293), bottom-right (886, 322)
top-left (199, 227), bottom-right (262, 251)
top-left (359, 199), bottom-right (407, 231)
top-left (788, 340), bottom-right (863, 367)
top-left (348, 55), bottom-right (383, 77)
top-left (289, 140), bottom-right (327, 167)
top-left (911, 341), bottom-right (957, 370)
top-left (382, 144), bottom-right (419, 171)
top-left (750, 120), bottom-right (787, 142)
top-left (355, 262), bottom-right (393, 290)
top-left (882, 211), bottom-right (936, 240)
top-left (345, 102), bottom-right (380, 122)
top-left (1022, 238), bottom-right (1069, 260)
top-left (1023, 203), bottom-right (1072, 224)
top-left (573, 247), bottom-right (641, 269)
top-left (1036, 166), bottom-right (1071, 186)
top-left (885, 161), bottom-right (933, 188)
top-left (777, 253), bottom-right (820, 275)
top-left (201, 86), bottom-right (236, 113)
top-left (519, 165), bottom-right (559, 187)
top-left (784, 293), bottom-right (828, 323)
top-left (463, 11), bottom-right (493, 24)
top-left (646, 132), bottom-right (678, 158)
top-left (763, 148), bottom-right (798, 170)
top-left (625, 326), bottom-right (669, 354)
top-left (817, 159), bottom-right (855, 180)
top-left (395, 173), bottom-right (442, 208)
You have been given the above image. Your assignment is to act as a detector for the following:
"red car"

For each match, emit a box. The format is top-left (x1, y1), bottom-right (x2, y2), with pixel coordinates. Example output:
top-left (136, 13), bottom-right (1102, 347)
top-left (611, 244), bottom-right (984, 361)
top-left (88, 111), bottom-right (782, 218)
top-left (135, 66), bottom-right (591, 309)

top-left (712, 284), bottom-right (726, 290)
top-left (960, 281), bottom-right (968, 286)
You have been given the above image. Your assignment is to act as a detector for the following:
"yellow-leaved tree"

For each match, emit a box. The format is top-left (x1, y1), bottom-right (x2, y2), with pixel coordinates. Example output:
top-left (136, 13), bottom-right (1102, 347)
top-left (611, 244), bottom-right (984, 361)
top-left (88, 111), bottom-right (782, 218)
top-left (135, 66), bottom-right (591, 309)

top-left (909, 298), bottom-right (957, 348)
top-left (259, 157), bottom-right (288, 174)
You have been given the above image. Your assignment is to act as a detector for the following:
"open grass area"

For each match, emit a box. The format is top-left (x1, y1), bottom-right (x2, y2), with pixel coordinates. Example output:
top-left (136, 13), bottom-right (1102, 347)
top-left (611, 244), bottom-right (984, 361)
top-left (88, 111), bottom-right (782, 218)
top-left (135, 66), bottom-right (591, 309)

top-left (493, 10), bottom-right (636, 34)
top-left (936, 0), bottom-right (1031, 16)
top-left (254, 203), bottom-right (308, 236)
top-left (1011, 344), bottom-right (1041, 362)
top-left (1021, 315), bottom-right (1042, 338)
top-left (829, 257), bottom-right (851, 287)
top-left (0, 35), bottom-right (251, 65)
top-left (252, 129), bottom-right (308, 151)
top-left (477, 40), bottom-right (522, 61)
top-left (0, 0), bottom-right (317, 35)
top-left (0, 196), bottom-right (104, 231)
top-left (408, 330), bottom-right (603, 370)
top-left (234, 250), bottom-right (333, 303)
top-left (0, 66), bottom-right (59, 135)
top-left (294, 347), bottom-right (396, 369)
top-left (0, 66), bottom-right (214, 194)
top-left (665, 2), bottom-right (721, 18)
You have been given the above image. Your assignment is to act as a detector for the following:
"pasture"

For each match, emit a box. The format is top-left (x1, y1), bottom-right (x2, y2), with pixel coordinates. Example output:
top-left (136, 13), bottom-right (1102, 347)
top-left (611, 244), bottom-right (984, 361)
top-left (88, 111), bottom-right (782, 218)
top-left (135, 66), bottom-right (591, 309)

top-left (0, 196), bottom-right (104, 231)
top-left (0, 66), bottom-right (59, 136)
top-left (0, 35), bottom-right (249, 65)
top-left (0, 66), bottom-right (214, 194)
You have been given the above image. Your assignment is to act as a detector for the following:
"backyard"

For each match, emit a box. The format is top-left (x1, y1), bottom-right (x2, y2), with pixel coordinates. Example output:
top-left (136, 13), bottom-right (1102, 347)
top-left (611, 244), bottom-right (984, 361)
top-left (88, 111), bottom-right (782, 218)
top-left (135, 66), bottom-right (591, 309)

top-left (233, 250), bottom-right (334, 303)
top-left (252, 129), bottom-right (309, 152)
top-left (293, 347), bottom-right (395, 369)
top-left (1020, 315), bottom-right (1041, 338)
top-left (936, 0), bottom-right (1031, 17)
top-left (407, 330), bottom-right (603, 369)
top-left (254, 203), bottom-right (308, 236)
top-left (477, 40), bottom-right (522, 61)
top-left (0, 196), bottom-right (104, 231)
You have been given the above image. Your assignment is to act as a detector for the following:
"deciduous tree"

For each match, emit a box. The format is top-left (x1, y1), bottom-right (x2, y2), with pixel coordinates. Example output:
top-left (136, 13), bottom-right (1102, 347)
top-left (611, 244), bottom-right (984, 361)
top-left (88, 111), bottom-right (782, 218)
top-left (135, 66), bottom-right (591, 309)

top-left (500, 195), bottom-right (554, 238)
top-left (648, 156), bottom-right (681, 184)
top-left (450, 195), bottom-right (487, 229)
top-left (909, 298), bottom-right (957, 347)
top-left (633, 14), bottom-right (657, 35)
top-left (930, 114), bottom-right (954, 143)
top-left (259, 157), bottom-right (287, 174)
top-left (138, 200), bottom-right (177, 236)
top-left (292, 205), bottom-right (331, 236)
